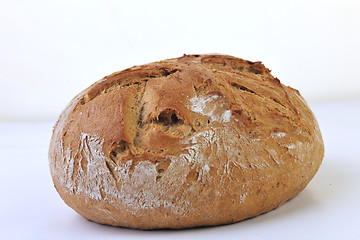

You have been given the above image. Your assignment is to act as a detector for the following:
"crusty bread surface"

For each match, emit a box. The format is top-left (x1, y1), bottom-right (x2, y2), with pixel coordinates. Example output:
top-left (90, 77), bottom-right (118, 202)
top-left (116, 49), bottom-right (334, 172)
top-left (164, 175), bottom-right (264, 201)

top-left (49, 54), bottom-right (324, 229)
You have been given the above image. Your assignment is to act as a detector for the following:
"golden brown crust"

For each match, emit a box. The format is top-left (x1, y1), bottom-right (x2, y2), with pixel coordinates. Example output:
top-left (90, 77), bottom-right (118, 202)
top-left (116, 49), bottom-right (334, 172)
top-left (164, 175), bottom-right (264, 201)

top-left (49, 54), bottom-right (324, 229)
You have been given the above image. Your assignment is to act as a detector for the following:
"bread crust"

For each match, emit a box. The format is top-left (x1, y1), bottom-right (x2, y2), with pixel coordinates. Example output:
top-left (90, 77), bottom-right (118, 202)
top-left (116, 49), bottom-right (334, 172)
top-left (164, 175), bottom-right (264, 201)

top-left (49, 54), bottom-right (324, 229)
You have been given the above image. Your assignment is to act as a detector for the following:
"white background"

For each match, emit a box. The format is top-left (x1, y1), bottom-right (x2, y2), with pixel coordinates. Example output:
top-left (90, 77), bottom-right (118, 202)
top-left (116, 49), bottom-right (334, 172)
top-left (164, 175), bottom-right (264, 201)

top-left (1, 1), bottom-right (360, 239)
top-left (0, 0), bottom-right (359, 121)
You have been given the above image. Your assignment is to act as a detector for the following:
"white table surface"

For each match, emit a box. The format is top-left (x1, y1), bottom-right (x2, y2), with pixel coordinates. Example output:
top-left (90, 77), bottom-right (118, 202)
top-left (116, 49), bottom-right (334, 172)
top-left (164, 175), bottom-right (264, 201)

top-left (1, 100), bottom-right (359, 240)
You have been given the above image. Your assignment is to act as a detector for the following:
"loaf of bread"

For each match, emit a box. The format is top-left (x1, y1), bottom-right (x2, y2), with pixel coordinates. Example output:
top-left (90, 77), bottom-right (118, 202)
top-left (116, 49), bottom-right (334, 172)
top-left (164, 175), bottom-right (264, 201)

top-left (49, 54), bottom-right (324, 229)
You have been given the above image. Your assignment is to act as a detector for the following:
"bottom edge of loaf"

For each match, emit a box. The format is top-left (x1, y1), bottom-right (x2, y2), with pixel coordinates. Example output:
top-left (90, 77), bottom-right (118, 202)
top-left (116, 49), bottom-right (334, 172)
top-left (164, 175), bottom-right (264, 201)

top-left (79, 192), bottom-right (300, 230)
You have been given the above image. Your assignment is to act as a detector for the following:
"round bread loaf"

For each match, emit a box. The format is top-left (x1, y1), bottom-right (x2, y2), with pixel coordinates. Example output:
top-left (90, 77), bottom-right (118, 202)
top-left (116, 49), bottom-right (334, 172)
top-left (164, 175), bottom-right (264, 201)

top-left (49, 54), bottom-right (324, 229)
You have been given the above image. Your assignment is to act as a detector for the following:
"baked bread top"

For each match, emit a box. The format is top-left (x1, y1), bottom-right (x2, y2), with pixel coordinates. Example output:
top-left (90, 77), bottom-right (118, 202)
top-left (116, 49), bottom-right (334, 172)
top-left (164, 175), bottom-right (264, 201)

top-left (49, 54), bottom-right (324, 229)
